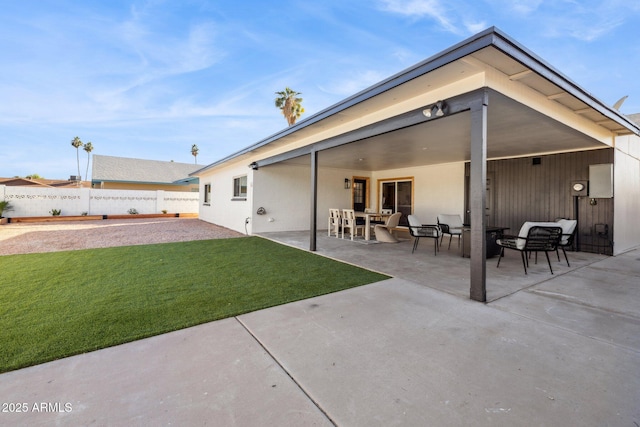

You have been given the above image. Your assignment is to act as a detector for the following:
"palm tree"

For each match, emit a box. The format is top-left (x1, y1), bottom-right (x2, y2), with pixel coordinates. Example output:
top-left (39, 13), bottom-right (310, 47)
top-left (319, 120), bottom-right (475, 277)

top-left (71, 136), bottom-right (83, 183)
top-left (275, 87), bottom-right (304, 126)
top-left (191, 144), bottom-right (199, 164)
top-left (83, 142), bottom-right (94, 183)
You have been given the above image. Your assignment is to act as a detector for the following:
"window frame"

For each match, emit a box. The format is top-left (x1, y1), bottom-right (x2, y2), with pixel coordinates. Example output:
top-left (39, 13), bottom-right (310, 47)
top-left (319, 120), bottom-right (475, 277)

top-left (232, 175), bottom-right (248, 201)
top-left (203, 183), bottom-right (211, 205)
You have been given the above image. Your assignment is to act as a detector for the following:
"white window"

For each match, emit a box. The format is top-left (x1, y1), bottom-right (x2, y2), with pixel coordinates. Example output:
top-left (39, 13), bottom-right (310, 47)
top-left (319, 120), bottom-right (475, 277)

top-left (233, 175), bottom-right (247, 200)
top-left (203, 183), bottom-right (211, 205)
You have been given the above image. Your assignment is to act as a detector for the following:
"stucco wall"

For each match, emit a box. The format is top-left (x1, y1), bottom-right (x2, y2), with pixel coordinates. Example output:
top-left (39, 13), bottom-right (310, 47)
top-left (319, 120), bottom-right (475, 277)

top-left (198, 164), bottom-right (253, 234)
top-left (372, 162), bottom-right (466, 224)
top-left (251, 163), bottom-right (360, 233)
top-left (196, 159), bottom-right (465, 234)
top-left (0, 186), bottom-right (199, 217)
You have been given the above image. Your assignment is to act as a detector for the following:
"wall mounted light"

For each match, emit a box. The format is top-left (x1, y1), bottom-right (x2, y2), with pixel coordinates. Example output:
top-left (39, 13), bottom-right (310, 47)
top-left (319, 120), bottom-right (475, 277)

top-left (249, 162), bottom-right (259, 170)
top-left (344, 178), bottom-right (351, 189)
top-left (422, 100), bottom-right (448, 118)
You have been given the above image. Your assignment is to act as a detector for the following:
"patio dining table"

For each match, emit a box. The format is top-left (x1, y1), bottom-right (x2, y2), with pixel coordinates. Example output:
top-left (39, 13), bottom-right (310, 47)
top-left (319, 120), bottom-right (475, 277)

top-left (355, 211), bottom-right (392, 241)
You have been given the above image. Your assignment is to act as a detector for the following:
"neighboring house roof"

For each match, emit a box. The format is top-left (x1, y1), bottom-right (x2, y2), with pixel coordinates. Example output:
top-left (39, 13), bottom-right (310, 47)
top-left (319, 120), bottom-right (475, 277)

top-left (92, 155), bottom-right (200, 185)
top-left (0, 177), bottom-right (86, 188)
top-left (191, 26), bottom-right (640, 176)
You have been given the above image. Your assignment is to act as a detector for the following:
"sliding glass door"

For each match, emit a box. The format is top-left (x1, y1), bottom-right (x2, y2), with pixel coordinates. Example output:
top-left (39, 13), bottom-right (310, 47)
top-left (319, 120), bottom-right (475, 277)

top-left (380, 178), bottom-right (412, 226)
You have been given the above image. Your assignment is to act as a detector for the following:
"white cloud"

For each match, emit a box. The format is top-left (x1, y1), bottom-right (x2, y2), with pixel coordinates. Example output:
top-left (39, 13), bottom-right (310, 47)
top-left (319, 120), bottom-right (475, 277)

top-left (463, 20), bottom-right (488, 34)
top-left (317, 70), bottom-right (389, 97)
top-left (377, 0), bottom-right (463, 35)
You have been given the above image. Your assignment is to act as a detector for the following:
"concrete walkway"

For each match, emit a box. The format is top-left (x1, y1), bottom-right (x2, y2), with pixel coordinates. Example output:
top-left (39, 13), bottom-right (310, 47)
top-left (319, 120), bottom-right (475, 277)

top-left (1, 249), bottom-right (638, 426)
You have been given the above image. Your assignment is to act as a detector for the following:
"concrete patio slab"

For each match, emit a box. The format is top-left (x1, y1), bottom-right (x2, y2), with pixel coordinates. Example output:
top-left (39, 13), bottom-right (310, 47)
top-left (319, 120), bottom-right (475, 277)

top-left (490, 249), bottom-right (640, 352)
top-left (239, 278), bottom-right (640, 426)
top-left (259, 231), bottom-right (609, 302)
top-left (0, 318), bottom-right (332, 427)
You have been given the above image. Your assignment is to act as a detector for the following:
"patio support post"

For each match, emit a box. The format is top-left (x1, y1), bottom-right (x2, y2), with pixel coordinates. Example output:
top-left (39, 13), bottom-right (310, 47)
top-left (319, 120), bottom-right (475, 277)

top-left (469, 91), bottom-right (488, 302)
top-left (310, 149), bottom-right (318, 251)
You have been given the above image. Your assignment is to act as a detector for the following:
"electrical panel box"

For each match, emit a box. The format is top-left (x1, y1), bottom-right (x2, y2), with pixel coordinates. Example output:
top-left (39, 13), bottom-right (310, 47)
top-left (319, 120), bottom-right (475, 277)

top-left (589, 164), bottom-right (613, 198)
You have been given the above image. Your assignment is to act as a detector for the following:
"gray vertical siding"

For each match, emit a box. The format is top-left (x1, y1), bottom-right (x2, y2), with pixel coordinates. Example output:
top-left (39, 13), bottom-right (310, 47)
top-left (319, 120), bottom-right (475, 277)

top-left (465, 148), bottom-right (614, 254)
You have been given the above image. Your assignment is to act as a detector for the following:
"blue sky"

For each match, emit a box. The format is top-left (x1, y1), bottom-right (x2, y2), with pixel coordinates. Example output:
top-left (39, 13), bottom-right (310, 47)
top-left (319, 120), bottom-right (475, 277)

top-left (1, 0), bottom-right (639, 180)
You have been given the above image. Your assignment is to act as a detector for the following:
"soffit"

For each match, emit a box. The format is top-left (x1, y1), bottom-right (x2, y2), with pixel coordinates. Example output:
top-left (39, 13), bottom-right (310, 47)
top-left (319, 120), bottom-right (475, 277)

top-left (282, 92), bottom-right (604, 171)
top-left (471, 47), bottom-right (634, 135)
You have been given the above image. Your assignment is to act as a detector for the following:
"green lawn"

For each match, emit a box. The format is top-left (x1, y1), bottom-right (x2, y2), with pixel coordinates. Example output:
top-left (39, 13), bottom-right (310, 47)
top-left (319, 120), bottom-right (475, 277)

top-left (0, 237), bottom-right (388, 373)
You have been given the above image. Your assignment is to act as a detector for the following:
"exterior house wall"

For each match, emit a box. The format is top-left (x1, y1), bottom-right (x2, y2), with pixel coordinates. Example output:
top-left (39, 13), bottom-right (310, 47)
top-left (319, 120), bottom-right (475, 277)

top-left (0, 186), bottom-right (198, 217)
top-left (252, 164), bottom-right (311, 233)
top-left (198, 163), bottom-right (253, 234)
top-left (251, 163), bottom-right (366, 233)
top-left (372, 162), bottom-right (466, 224)
top-left (613, 134), bottom-right (640, 254)
top-left (482, 148), bottom-right (615, 254)
top-left (197, 159), bottom-right (465, 235)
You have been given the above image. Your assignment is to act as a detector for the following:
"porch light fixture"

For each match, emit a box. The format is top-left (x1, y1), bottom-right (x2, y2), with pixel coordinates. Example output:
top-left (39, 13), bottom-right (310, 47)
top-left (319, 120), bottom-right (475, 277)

top-left (422, 100), bottom-right (448, 118)
top-left (344, 178), bottom-right (351, 189)
top-left (249, 162), bottom-right (259, 170)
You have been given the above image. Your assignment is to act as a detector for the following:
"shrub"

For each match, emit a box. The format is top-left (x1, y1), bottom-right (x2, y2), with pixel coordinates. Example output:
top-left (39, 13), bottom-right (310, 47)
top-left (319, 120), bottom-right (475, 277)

top-left (0, 200), bottom-right (13, 218)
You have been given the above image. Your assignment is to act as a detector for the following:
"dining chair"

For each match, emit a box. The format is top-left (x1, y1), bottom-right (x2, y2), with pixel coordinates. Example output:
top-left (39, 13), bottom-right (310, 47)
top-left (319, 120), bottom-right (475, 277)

top-left (342, 209), bottom-right (364, 240)
top-left (328, 209), bottom-right (341, 237)
top-left (374, 212), bottom-right (402, 243)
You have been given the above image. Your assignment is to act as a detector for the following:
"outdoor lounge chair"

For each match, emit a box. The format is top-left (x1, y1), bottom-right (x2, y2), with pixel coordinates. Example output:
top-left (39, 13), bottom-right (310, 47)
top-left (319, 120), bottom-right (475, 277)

top-left (374, 212), bottom-right (402, 243)
top-left (555, 218), bottom-right (578, 267)
top-left (437, 214), bottom-right (464, 249)
top-left (408, 215), bottom-right (441, 255)
top-left (496, 222), bottom-right (563, 274)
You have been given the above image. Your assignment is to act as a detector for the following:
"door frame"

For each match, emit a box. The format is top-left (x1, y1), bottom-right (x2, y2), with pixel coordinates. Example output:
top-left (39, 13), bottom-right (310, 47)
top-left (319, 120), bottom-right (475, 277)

top-left (352, 176), bottom-right (371, 210)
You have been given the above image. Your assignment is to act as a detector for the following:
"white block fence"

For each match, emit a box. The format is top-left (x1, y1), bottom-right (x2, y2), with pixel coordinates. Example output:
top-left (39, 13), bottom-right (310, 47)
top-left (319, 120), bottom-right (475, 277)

top-left (0, 185), bottom-right (199, 217)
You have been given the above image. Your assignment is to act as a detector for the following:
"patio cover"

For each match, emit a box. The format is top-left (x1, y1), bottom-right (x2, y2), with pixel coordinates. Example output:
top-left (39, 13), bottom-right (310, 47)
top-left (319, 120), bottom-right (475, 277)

top-left (192, 27), bottom-right (640, 301)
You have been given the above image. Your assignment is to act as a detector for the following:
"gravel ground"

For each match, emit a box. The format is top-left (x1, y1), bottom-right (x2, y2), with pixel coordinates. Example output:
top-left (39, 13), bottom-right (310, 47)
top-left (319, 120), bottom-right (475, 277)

top-left (0, 218), bottom-right (245, 256)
